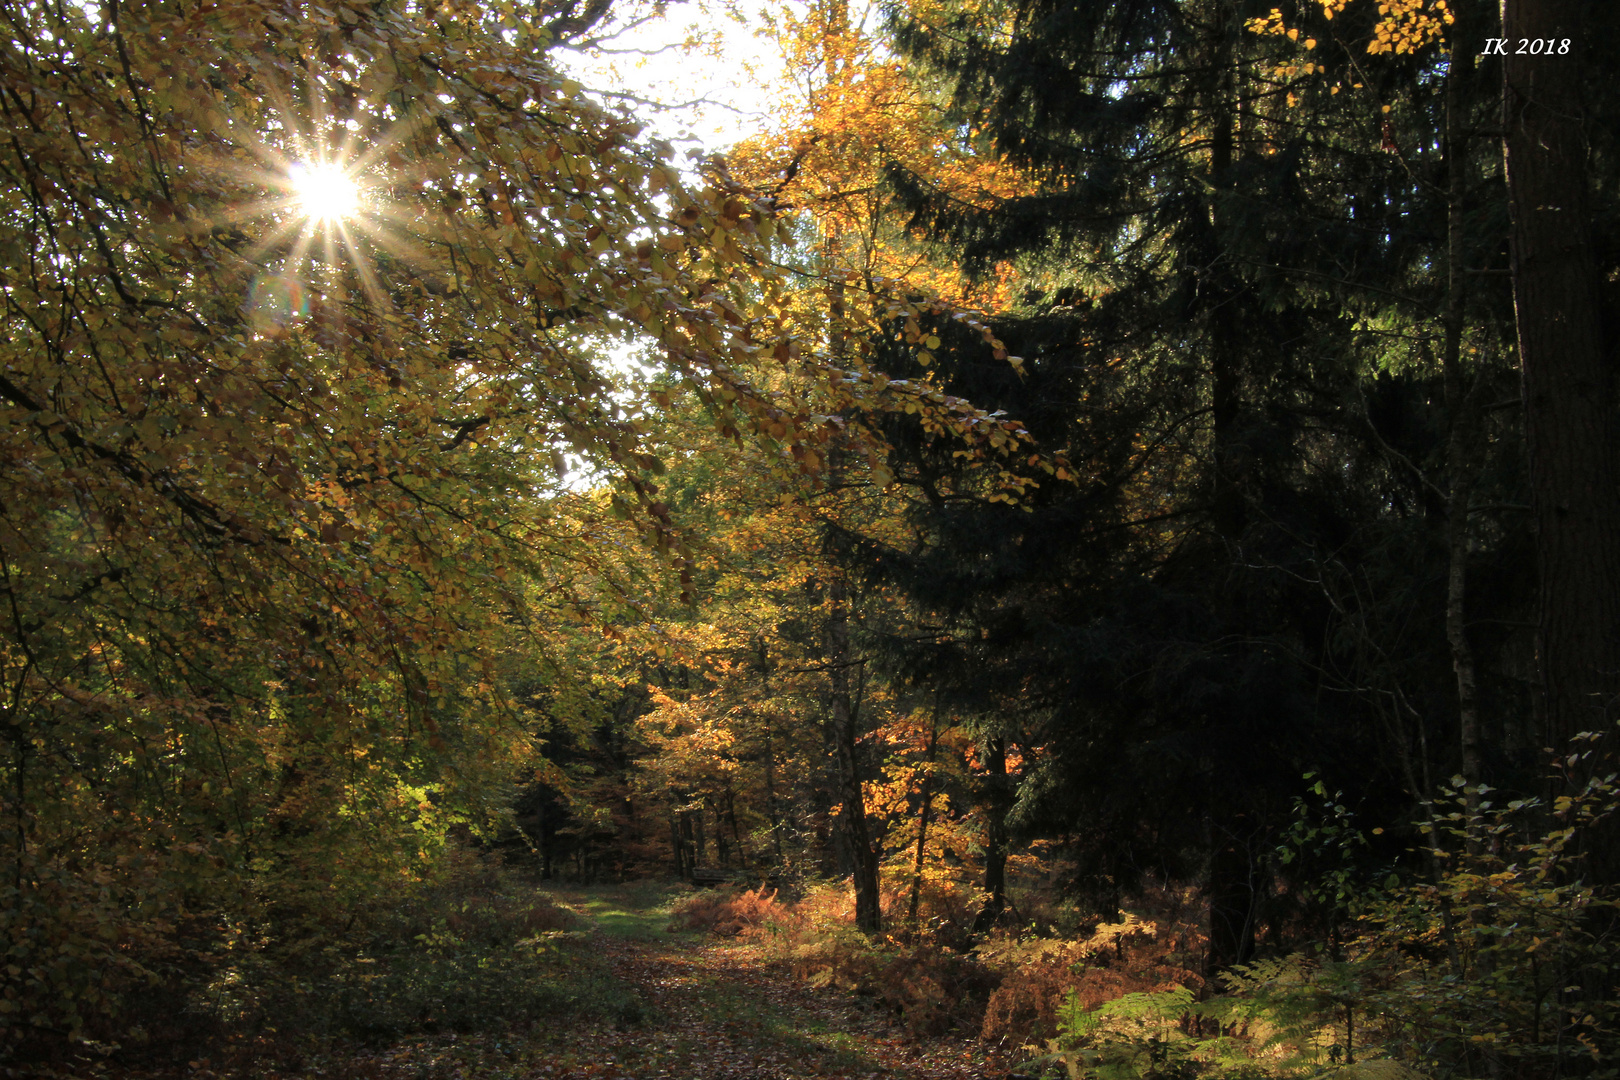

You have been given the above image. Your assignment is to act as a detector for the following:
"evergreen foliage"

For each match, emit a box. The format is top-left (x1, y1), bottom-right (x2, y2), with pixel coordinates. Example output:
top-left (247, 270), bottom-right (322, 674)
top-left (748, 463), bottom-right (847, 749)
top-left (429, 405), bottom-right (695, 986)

top-left (857, 0), bottom-right (1549, 972)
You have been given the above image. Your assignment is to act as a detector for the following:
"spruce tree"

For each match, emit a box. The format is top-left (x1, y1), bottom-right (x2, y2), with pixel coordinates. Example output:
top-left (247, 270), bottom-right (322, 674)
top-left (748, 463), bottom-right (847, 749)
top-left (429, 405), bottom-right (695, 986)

top-left (862, 0), bottom-right (1534, 965)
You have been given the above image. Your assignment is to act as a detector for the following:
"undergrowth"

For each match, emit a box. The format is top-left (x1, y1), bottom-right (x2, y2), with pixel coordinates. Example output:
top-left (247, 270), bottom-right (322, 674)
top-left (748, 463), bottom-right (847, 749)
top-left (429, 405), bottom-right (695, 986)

top-left (670, 754), bottom-right (1620, 1080)
top-left (17, 848), bottom-right (646, 1073)
top-left (668, 877), bottom-right (1206, 1042)
top-left (227, 849), bottom-right (644, 1040)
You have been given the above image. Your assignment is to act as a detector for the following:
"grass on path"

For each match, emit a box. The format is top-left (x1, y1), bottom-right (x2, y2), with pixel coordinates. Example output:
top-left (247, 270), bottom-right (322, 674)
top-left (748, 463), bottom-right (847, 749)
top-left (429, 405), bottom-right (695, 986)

top-left (532, 882), bottom-right (1011, 1080)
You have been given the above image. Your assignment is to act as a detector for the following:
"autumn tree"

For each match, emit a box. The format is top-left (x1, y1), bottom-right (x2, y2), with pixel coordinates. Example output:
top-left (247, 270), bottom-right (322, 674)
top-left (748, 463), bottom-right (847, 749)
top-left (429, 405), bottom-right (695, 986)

top-left (708, 0), bottom-right (1048, 933)
top-left (619, 389), bottom-right (990, 929)
top-left (0, 0), bottom-right (1041, 1037)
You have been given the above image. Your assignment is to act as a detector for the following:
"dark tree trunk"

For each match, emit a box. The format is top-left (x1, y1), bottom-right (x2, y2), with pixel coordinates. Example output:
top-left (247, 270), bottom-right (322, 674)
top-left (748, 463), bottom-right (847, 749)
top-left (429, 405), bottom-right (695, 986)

top-left (1200, 0), bottom-right (1261, 973)
top-left (828, 574), bottom-right (881, 933)
top-left (726, 788), bottom-right (744, 863)
top-left (1206, 813), bottom-right (1259, 975)
top-left (713, 798), bottom-right (729, 868)
top-left (535, 800), bottom-right (552, 880)
top-left (759, 638), bottom-right (786, 863)
top-left (1503, 0), bottom-right (1620, 880)
top-left (907, 706), bottom-right (941, 925)
top-left (972, 737), bottom-right (1009, 935)
top-left (1204, 0), bottom-right (1246, 542)
top-left (1442, 54), bottom-right (1490, 848)
top-left (765, 723), bottom-right (784, 861)
top-left (675, 811), bottom-right (696, 882)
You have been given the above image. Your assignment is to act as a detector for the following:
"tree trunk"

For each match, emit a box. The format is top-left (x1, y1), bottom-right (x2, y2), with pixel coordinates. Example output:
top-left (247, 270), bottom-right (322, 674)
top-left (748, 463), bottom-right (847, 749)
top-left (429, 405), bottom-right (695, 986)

top-left (1206, 812), bottom-right (1259, 974)
top-left (972, 736), bottom-right (1009, 935)
top-left (1502, 0), bottom-right (1620, 882)
top-left (712, 796), bottom-right (728, 867)
top-left (679, 810), bottom-right (697, 881)
top-left (828, 574), bottom-right (881, 932)
top-left (1199, 0), bottom-right (1260, 975)
top-left (907, 706), bottom-right (941, 925)
top-left (726, 788), bottom-right (744, 863)
top-left (1205, 0), bottom-right (1246, 542)
top-left (759, 638), bottom-right (785, 863)
top-left (1503, 1), bottom-right (1620, 738)
top-left (1442, 53), bottom-right (1488, 850)
top-left (537, 800), bottom-right (552, 880)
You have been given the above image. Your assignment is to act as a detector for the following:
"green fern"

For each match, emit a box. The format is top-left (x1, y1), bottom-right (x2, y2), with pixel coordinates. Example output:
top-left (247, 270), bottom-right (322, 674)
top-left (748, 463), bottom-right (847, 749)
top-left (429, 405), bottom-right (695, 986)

top-left (1219, 954), bottom-right (1363, 1068)
top-left (1024, 985), bottom-right (1273, 1080)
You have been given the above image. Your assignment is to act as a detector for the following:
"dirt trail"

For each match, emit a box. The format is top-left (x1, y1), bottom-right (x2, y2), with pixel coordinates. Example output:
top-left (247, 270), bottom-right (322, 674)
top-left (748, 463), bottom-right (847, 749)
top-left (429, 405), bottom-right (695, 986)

top-left (540, 895), bottom-right (1016, 1080)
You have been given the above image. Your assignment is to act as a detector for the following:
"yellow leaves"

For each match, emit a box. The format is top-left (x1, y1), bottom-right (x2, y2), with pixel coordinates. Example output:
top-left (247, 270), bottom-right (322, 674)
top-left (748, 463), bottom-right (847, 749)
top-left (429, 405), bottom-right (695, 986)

top-left (1245, 8), bottom-right (1288, 36)
top-left (1, 0), bottom-right (1065, 1034)
top-left (1251, 0), bottom-right (1450, 62)
top-left (1364, 0), bottom-right (1454, 55)
top-left (5, 0), bottom-right (772, 975)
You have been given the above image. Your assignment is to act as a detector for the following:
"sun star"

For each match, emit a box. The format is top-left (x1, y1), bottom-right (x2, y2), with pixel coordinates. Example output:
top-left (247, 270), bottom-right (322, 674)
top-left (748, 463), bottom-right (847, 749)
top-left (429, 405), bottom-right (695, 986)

top-left (290, 161), bottom-right (361, 223)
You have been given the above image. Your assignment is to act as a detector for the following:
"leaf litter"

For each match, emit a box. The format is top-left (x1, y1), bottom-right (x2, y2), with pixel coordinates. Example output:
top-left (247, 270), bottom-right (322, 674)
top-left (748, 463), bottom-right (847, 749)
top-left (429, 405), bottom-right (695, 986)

top-left (534, 922), bottom-right (1018, 1080)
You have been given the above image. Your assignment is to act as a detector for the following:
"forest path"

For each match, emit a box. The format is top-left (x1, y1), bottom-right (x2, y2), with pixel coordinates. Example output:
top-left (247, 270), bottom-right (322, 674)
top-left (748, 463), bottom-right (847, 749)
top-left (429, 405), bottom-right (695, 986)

top-left (537, 886), bottom-right (1014, 1080)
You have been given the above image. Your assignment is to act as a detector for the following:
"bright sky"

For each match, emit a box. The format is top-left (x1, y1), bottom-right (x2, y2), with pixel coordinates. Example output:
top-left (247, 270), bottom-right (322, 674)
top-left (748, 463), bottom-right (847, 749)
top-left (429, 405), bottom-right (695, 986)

top-left (553, 0), bottom-right (793, 154)
top-left (544, 2), bottom-right (804, 486)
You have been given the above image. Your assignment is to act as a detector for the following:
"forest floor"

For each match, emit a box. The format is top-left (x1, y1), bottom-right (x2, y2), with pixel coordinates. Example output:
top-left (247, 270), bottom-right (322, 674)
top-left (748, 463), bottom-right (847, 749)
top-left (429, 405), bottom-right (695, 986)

top-left (520, 885), bottom-right (1017, 1080)
top-left (67, 883), bottom-right (1017, 1080)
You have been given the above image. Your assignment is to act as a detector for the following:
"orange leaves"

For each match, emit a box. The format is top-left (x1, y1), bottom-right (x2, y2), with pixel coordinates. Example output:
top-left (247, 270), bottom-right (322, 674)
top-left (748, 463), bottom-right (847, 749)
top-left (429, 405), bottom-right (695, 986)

top-left (729, 0), bottom-right (1031, 310)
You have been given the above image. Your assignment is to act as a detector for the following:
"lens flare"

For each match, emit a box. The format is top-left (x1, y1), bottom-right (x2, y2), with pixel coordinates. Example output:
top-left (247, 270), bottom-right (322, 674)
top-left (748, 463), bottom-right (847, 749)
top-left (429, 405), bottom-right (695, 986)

top-left (247, 271), bottom-right (308, 336)
top-left (290, 161), bottom-right (360, 223)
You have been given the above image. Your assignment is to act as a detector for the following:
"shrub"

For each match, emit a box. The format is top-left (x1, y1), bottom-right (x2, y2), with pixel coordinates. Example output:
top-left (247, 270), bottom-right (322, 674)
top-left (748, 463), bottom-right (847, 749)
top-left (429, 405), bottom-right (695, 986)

top-left (170, 848), bottom-right (634, 1046)
top-left (1017, 745), bottom-right (1620, 1080)
top-left (980, 911), bottom-right (1204, 1046)
top-left (667, 885), bottom-right (798, 937)
top-left (1336, 767), bottom-right (1618, 1078)
top-left (873, 948), bottom-right (1002, 1036)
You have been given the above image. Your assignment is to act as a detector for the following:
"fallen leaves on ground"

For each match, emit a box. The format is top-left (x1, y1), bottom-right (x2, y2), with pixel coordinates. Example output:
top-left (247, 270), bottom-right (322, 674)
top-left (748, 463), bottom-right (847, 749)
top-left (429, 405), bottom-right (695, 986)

top-left (536, 930), bottom-right (1016, 1080)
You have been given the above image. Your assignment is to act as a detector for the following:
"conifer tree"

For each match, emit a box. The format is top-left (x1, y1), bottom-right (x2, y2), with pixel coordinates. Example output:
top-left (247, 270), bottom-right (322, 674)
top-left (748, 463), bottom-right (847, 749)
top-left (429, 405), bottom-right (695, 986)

top-left (872, 0), bottom-right (1533, 964)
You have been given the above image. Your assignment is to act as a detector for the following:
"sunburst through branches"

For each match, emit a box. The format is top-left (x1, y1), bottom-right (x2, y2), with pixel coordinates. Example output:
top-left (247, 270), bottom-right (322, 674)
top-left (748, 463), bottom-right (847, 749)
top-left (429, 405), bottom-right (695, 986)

top-left (232, 106), bottom-right (423, 336)
top-left (289, 160), bottom-right (363, 223)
